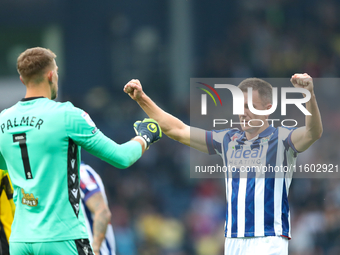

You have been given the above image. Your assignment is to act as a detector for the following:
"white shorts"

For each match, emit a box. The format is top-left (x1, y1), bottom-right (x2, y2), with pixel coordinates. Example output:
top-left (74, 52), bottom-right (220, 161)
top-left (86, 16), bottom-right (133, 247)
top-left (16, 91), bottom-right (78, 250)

top-left (224, 236), bottom-right (288, 255)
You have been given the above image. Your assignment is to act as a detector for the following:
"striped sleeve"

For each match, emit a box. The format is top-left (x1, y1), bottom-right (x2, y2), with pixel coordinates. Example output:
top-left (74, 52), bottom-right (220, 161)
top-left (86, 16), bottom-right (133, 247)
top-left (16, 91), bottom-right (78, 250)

top-left (205, 129), bottom-right (231, 155)
top-left (281, 127), bottom-right (299, 154)
top-left (79, 164), bottom-right (101, 202)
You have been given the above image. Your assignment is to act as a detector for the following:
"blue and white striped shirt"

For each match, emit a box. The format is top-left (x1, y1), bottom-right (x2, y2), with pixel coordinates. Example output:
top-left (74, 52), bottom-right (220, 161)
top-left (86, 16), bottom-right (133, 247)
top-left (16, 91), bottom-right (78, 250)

top-left (206, 126), bottom-right (298, 238)
top-left (80, 163), bottom-right (116, 255)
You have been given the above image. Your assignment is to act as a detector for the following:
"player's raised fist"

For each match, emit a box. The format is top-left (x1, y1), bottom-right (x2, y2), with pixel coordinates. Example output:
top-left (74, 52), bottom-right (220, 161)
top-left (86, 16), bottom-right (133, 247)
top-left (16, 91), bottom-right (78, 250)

top-left (290, 73), bottom-right (314, 92)
top-left (134, 118), bottom-right (162, 149)
top-left (124, 79), bottom-right (144, 101)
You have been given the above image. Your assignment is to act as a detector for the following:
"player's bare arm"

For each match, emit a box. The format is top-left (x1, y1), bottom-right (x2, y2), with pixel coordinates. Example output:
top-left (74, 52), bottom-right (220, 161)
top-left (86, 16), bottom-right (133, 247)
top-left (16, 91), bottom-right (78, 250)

top-left (290, 73), bottom-right (323, 152)
top-left (85, 192), bottom-right (111, 255)
top-left (124, 79), bottom-right (208, 153)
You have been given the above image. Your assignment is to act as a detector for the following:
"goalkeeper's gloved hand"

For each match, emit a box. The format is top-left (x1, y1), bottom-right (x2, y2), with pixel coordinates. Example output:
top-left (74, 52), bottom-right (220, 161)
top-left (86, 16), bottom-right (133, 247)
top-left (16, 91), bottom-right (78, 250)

top-left (134, 118), bottom-right (162, 149)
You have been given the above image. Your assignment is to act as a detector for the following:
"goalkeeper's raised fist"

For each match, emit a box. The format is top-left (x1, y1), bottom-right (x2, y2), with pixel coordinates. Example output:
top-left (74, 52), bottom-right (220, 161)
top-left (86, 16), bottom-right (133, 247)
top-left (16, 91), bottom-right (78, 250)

top-left (134, 118), bottom-right (162, 149)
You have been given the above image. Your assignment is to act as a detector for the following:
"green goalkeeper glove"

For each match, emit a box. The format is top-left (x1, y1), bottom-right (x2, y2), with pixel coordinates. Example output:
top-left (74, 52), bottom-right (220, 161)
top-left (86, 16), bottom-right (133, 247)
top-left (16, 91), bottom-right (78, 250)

top-left (134, 118), bottom-right (162, 149)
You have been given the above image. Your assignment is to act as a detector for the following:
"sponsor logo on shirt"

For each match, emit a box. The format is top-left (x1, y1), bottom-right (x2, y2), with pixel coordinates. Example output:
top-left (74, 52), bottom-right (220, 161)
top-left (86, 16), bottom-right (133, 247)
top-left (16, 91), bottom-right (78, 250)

top-left (81, 112), bottom-right (96, 127)
top-left (228, 146), bottom-right (264, 167)
top-left (91, 127), bottom-right (98, 134)
top-left (21, 188), bottom-right (38, 207)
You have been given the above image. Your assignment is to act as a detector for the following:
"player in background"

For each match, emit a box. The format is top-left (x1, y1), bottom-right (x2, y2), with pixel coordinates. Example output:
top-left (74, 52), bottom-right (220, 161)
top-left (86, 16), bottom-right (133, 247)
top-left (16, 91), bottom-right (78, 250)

top-left (0, 47), bottom-right (162, 255)
top-left (0, 169), bottom-right (15, 255)
top-left (124, 74), bottom-right (323, 255)
top-left (80, 162), bottom-right (115, 255)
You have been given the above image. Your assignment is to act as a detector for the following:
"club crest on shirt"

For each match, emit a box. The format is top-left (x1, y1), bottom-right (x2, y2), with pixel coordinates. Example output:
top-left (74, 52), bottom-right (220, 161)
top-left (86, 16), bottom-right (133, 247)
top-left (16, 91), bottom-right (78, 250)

top-left (261, 135), bottom-right (272, 143)
top-left (231, 133), bottom-right (241, 141)
top-left (21, 188), bottom-right (38, 207)
top-left (81, 112), bottom-right (96, 127)
top-left (261, 137), bottom-right (269, 143)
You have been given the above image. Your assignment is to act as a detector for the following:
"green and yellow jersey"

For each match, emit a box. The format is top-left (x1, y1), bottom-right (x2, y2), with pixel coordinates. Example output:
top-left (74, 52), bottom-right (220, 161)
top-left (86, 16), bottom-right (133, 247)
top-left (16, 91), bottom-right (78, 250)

top-left (0, 169), bottom-right (15, 254)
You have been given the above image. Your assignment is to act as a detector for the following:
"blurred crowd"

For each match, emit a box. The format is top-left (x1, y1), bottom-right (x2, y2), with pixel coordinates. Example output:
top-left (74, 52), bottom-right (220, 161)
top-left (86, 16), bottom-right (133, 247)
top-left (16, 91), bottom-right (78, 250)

top-left (76, 1), bottom-right (340, 255)
top-left (73, 1), bottom-right (340, 254)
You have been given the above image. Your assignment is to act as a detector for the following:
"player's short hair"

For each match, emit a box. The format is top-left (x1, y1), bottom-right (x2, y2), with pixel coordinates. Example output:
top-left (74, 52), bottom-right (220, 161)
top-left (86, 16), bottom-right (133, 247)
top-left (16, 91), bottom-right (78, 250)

top-left (238, 78), bottom-right (273, 104)
top-left (17, 47), bottom-right (56, 84)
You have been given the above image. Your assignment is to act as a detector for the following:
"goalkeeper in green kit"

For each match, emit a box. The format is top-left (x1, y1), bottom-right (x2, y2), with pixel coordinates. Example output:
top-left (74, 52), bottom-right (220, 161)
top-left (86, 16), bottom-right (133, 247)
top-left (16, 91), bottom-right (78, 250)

top-left (0, 47), bottom-right (162, 255)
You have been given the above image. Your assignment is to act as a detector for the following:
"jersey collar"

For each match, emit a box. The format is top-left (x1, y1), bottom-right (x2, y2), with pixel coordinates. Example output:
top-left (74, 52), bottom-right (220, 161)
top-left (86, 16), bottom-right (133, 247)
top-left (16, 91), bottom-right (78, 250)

top-left (21, 97), bottom-right (45, 102)
top-left (258, 125), bottom-right (276, 138)
top-left (237, 125), bottom-right (276, 144)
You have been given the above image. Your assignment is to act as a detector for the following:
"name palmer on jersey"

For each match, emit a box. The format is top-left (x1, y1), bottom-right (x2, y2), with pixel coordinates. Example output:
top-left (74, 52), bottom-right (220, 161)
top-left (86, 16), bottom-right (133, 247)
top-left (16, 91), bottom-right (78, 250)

top-left (0, 116), bottom-right (44, 133)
